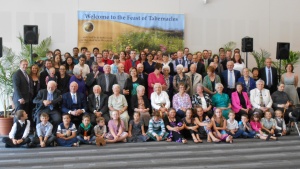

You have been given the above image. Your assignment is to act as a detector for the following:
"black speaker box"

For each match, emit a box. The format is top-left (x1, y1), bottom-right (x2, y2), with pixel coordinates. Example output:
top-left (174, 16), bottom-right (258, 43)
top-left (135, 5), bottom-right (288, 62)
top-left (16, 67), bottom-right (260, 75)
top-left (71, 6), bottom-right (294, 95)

top-left (242, 37), bottom-right (253, 52)
top-left (0, 37), bottom-right (2, 57)
top-left (24, 25), bottom-right (38, 44)
top-left (276, 42), bottom-right (290, 60)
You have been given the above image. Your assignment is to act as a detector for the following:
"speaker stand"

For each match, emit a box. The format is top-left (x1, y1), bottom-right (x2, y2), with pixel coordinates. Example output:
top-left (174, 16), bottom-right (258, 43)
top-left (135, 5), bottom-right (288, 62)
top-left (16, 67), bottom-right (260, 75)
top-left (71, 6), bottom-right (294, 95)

top-left (30, 44), bottom-right (33, 66)
top-left (245, 52), bottom-right (248, 68)
top-left (279, 59), bottom-right (282, 81)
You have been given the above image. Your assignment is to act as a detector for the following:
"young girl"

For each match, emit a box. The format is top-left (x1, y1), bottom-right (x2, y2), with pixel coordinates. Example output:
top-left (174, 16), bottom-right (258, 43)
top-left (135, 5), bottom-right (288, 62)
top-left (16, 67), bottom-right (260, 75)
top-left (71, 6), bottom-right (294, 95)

top-left (106, 111), bottom-right (128, 143)
top-left (211, 108), bottom-right (233, 143)
top-left (274, 110), bottom-right (287, 136)
top-left (164, 108), bottom-right (187, 143)
top-left (147, 111), bottom-right (168, 141)
top-left (110, 55), bottom-right (119, 75)
top-left (94, 117), bottom-right (107, 146)
top-left (226, 112), bottom-right (243, 138)
top-left (45, 67), bottom-right (57, 85)
top-left (194, 107), bottom-right (220, 143)
top-left (261, 111), bottom-right (279, 141)
top-left (183, 108), bottom-right (202, 143)
top-left (127, 112), bottom-right (148, 142)
top-left (77, 115), bottom-right (96, 145)
top-left (56, 114), bottom-right (78, 147)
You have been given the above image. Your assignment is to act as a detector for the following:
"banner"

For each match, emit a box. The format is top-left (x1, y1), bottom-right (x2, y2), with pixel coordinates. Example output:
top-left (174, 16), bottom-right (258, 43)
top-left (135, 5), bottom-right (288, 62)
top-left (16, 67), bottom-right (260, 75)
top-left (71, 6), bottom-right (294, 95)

top-left (78, 11), bottom-right (185, 53)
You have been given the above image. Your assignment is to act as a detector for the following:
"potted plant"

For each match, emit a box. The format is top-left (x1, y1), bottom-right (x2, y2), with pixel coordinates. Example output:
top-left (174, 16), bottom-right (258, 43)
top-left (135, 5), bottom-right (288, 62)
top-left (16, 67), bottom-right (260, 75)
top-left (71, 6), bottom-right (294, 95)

top-left (223, 41), bottom-right (236, 51)
top-left (251, 49), bottom-right (271, 69)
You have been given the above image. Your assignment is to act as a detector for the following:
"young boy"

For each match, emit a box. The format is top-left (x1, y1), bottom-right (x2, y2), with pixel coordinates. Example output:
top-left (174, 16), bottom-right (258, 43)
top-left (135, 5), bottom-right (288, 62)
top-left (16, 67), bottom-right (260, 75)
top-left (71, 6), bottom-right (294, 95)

top-left (274, 110), bottom-right (287, 137)
top-left (56, 114), bottom-right (78, 147)
top-left (31, 113), bottom-right (56, 147)
top-left (226, 112), bottom-right (243, 138)
top-left (77, 115), bottom-right (96, 145)
top-left (94, 117), bottom-right (107, 146)
top-left (2, 110), bottom-right (31, 148)
top-left (45, 67), bottom-right (57, 85)
top-left (238, 114), bottom-right (256, 138)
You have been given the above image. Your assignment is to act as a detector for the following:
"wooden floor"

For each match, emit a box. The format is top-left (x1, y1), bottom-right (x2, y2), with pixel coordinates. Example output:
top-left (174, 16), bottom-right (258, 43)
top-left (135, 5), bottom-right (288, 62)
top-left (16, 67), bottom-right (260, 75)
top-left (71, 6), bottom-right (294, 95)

top-left (1, 133), bottom-right (300, 169)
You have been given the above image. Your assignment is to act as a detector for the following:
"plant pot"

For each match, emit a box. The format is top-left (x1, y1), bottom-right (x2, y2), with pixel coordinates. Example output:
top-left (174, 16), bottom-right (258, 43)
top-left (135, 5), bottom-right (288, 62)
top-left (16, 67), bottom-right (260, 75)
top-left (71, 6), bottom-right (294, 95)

top-left (0, 116), bottom-right (13, 136)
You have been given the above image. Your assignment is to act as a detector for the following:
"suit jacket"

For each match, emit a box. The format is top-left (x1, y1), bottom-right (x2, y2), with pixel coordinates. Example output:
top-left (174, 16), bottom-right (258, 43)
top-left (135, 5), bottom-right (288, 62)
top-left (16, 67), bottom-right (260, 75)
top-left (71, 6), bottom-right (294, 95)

top-left (97, 73), bottom-right (118, 94)
top-left (39, 69), bottom-right (49, 89)
top-left (185, 72), bottom-right (202, 96)
top-left (250, 88), bottom-right (273, 109)
top-left (87, 93), bottom-right (108, 115)
top-left (188, 62), bottom-right (206, 78)
top-left (12, 69), bottom-right (33, 103)
top-left (259, 67), bottom-right (278, 94)
top-left (231, 91), bottom-right (252, 113)
top-left (61, 92), bottom-right (87, 114)
top-left (131, 95), bottom-right (151, 112)
top-left (221, 69), bottom-right (241, 89)
top-left (33, 89), bottom-right (62, 113)
top-left (138, 72), bottom-right (148, 96)
top-left (86, 72), bottom-right (101, 95)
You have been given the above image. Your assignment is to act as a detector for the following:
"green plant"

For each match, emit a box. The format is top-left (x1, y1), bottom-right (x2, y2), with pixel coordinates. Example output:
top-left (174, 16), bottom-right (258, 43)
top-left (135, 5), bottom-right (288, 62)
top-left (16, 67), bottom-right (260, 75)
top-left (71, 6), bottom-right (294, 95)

top-left (223, 41), bottom-right (236, 51)
top-left (273, 51), bottom-right (300, 75)
top-left (251, 49), bottom-right (271, 69)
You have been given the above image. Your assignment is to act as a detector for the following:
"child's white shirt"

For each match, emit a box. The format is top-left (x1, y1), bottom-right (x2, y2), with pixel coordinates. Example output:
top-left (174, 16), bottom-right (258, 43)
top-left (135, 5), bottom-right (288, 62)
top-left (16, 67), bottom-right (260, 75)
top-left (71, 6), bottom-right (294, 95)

top-left (227, 119), bottom-right (239, 130)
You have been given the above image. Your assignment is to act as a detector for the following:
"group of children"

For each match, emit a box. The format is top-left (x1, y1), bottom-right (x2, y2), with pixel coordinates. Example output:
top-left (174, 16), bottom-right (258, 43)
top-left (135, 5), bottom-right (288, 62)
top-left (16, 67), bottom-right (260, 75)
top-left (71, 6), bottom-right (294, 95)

top-left (2, 107), bottom-right (287, 148)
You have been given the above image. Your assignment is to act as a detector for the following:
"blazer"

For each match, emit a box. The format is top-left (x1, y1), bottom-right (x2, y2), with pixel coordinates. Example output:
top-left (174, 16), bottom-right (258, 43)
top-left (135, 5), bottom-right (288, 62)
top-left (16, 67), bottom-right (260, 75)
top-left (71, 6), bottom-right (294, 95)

top-left (86, 71), bottom-right (101, 95)
top-left (97, 73), bottom-right (118, 94)
top-left (12, 69), bottom-right (33, 103)
top-left (33, 89), bottom-right (62, 113)
top-left (250, 88), bottom-right (273, 109)
top-left (61, 92), bottom-right (87, 114)
top-left (124, 59), bottom-right (140, 73)
top-left (189, 62), bottom-right (206, 78)
top-left (237, 76), bottom-right (256, 93)
top-left (259, 67), bottom-right (278, 93)
top-left (185, 72), bottom-right (202, 97)
top-left (123, 77), bottom-right (145, 96)
top-left (131, 95), bottom-right (151, 112)
top-left (221, 69), bottom-right (241, 89)
top-left (87, 93), bottom-right (108, 115)
top-left (138, 72), bottom-right (148, 96)
top-left (39, 69), bottom-right (49, 89)
top-left (231, 91), bottom-right (252, 113)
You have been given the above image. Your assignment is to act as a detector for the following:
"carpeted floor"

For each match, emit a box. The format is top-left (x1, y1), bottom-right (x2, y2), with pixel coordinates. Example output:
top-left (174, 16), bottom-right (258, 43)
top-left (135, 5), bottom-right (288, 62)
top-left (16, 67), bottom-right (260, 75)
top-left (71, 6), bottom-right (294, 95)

top-left (1, 133), bottom-right (300, 169)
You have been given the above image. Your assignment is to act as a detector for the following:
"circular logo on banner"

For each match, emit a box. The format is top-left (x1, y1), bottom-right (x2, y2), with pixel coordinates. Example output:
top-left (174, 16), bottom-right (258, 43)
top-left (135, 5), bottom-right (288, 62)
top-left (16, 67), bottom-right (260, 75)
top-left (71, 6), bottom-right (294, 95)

top-left (83, 22), bottom-right (94, 33)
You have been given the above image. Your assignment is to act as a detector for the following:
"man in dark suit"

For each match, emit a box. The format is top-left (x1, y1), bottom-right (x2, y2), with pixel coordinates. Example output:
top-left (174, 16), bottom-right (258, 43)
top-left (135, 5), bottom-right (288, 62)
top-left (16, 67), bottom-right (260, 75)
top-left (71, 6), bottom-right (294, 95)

top-left (87, 85), bottom-right (109, 124)
top-left (221, 61), bottom-right (241, 97)
top-left (33, 81), bottom-right (62, 131)
top-left (86, 62), bottom-right (101, 95)
top-left (61, 81), bottom-right (87, 127)
top-left (202, 50), bottom-right (212, 69)
top-left (259, 58), bottom-right (278, 94)
top-left (39, 59), bottom-right (53, 89)
top-left (97, 64), bottom-right (118, 96)
top-left (173, 50), bottom-right (188, 73)
top-left (85, 51), bottom-right (94, 68)
top-left (137, 63), bottom-right (148, 96)
top-left (12, 59), bottom-right (33, 121)
top-left (190, 54), bottom-right (206, 78)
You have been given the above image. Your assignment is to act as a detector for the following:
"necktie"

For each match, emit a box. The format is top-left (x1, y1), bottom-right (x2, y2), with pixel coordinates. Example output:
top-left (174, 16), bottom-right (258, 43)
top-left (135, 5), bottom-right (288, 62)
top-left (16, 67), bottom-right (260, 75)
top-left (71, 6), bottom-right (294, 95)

top-left (192, 74), bottom-right (194, 85)
top-left (268, 69), bottom-right (272, 87)
top-left (105, 75), bottom-right (109, 92)
top-left (72, 94), bottom-right (76, 104)
top-left (179, 59), bottom-right (182, 64)
top-left (49, 93), bottom-right (53, 110)
top-left (23, 70), bottom-right (29, 83)
top-left (139, 73), bottom-right (143, 79)
top-left (259, 91), bottom-right (264, 107)
top-left (96, 96), bottom-right (100, 109)
top-left (229, 71), bottom-right (233, 88)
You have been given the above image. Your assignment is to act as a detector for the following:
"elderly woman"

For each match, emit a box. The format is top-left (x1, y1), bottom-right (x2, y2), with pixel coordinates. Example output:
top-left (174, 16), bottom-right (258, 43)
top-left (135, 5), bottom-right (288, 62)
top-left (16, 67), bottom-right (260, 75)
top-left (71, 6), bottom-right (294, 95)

top-left (131, 85), bottom-right (151, 127)
top-left (238, 68), bottom-right (256, 96)
top-left (271, 83), bottom-right (293, 124)
top-left (69, 66), bottom-right (86, 95)
top-left (108, 84), bottom-right (130, 131)
top-left (172, 83), bottom-right (192, 118)
top-left (173, 64), bottom-right (191, 93)
top-left (203, 66), bottom-right (221, 95)
top-left (151, 83), bottom-right (170, 116)
top-left (147, 63), bottom-right (166, 98)
top-left (250, 79), bottom-right (274, 118)
top-left (231, 82), bottom-right (252, 121)
top-left (211, 83), bottom-right (232, 119)
top-left (162, 53), bottom-right (174, 75)
top-left (192, 84), bottom-right (213, 118)
top-left (162, 65), bottom-right (174, 101)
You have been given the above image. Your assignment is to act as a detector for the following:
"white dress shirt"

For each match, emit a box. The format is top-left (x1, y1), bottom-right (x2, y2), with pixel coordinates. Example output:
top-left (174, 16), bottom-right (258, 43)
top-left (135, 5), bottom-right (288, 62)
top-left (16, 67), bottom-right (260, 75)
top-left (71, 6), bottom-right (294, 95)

top-left (150, 91), bottom-right (171, 110)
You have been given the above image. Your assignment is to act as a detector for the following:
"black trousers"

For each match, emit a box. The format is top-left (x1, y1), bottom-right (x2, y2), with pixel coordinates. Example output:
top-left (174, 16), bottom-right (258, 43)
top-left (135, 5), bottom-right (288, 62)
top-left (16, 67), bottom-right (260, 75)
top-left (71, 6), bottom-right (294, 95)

top-left (31, 135), bottom-right (56, 147)
top-left (35, 108), bottom-right (61, 133)
top-left (2, 137), bottom-right (31, 148)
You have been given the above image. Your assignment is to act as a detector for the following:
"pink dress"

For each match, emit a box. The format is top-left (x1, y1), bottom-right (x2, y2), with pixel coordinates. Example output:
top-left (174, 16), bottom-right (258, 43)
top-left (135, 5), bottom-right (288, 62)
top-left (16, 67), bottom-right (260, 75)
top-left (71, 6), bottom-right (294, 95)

top-left (147, 72), bottom-right (166, 98)
top-left (106, 120), bottom-right (127, 140)
top-left (250, 121), bottom-right (261, 132)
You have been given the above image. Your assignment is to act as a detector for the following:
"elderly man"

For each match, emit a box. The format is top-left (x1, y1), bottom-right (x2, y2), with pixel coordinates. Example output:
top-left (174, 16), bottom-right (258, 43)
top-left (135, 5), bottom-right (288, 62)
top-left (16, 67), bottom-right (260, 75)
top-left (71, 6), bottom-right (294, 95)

top-left (250, 79), bottom-right (274, 117)
top-left (97, 64), bottom-right (118, 96)
top-left (115, 63), bottom-right (129, 94)
top-left (259, 58), bottom-right (278, 94)
top-left (221, 61), bottom-right (241, 97)
top-left (62, 81), bottom-right (87, 126)
top-left (186, 64), bottom-right (202, 97)
top-left (33, 81), bottom-right (62, 131)
top-left (87, 85), bottom-right (109, 124)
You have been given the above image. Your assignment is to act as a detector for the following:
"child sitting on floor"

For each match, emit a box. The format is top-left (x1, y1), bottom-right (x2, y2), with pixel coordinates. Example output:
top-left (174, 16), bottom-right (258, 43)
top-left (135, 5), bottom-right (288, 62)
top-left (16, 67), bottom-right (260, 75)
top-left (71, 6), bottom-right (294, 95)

top-left (183, 108), bottom-right (202, 143)
top-left (77, 114), bottom-right (96, 145)
top-left (128, 112), bottom-right (148, 142)
top-left (94, 117), bottom-right (107, 146)
top-left (56, 114), bottom-right (78, 147)
top-left (226, 111), bottom-right (243, 138)
top-left (274, 110), bottom-right (286, 137)
top-left (2, 110), bottom-right (31, 148)
top-left (238, 114), bottom-right (256, 138)
top-left (147, 111), bottom-right (168, 141)
top-left (31, 113), bottom-right (56, 147)
top-left (106, 111), bottom-right (128, 143)
top-left (261, 111), bottom-right (279, 141)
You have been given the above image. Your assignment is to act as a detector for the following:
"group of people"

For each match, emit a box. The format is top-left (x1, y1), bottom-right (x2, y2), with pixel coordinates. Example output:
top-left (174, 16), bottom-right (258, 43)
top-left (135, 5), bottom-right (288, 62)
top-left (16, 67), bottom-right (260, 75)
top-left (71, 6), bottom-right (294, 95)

top-left (3, 46), bottom-right (299, 148)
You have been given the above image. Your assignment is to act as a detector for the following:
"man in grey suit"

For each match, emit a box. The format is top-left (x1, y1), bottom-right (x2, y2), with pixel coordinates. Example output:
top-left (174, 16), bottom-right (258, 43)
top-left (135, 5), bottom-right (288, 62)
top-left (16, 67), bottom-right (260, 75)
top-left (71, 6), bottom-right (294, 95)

top-left (87, 85), bottom-right (109, 124)
top-left (12, 59), bottom-right (33, 121)
top-left (97, 64), bottom-right (118, 96)
top-left (33, 81), bottom-right (62, 131)
top-left (186, 64), bottom-right (202, 97)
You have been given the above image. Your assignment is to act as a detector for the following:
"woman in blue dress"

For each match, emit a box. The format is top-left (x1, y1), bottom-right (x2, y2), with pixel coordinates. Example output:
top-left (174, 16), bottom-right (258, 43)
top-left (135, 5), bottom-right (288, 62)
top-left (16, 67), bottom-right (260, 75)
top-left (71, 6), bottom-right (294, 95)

top-left (211, 83), bottom-right (231, 119)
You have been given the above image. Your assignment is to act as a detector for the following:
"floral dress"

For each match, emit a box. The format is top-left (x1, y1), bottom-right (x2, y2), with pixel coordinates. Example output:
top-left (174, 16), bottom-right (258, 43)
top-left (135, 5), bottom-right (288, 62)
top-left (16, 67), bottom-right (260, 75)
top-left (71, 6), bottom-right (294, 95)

top-left (163, 116), bottom-right (185, 142)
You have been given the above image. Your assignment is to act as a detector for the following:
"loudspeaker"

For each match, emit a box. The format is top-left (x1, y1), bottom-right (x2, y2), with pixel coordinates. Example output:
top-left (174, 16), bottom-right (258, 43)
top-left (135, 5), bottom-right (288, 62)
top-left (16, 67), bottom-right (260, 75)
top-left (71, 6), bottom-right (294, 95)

top-left (0, 37), bottom-right (2, 58)
top-left (276, 42), bottom-right (290, 60)
top-left (24, 25), bottom-right (38, 44)
top-left (242, 37), bottom-right (253, 52)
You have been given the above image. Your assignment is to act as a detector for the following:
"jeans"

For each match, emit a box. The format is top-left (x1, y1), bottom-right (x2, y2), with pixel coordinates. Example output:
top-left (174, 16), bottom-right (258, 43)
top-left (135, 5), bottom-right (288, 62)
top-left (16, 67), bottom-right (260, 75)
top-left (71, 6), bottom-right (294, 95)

top-left (77, 136), bottom-right (96, 144)
top-left (241, 130), bottom-right (256, 138)
top-left (227, 129), bottom-right (243, 138)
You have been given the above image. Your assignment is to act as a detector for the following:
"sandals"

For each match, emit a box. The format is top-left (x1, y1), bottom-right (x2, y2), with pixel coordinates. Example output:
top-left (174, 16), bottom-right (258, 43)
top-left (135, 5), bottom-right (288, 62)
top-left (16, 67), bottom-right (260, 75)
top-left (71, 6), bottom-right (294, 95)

top-left (207, 136), bottom-right (212, 143)
top-left (197, 139), bottom-right (203, 143)
top-left (212, 138), bottom-right (221, 143)
top-left (193, 138), bottom-right (199, 143)
top-left (226, 136), bottom-right (233, 143)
